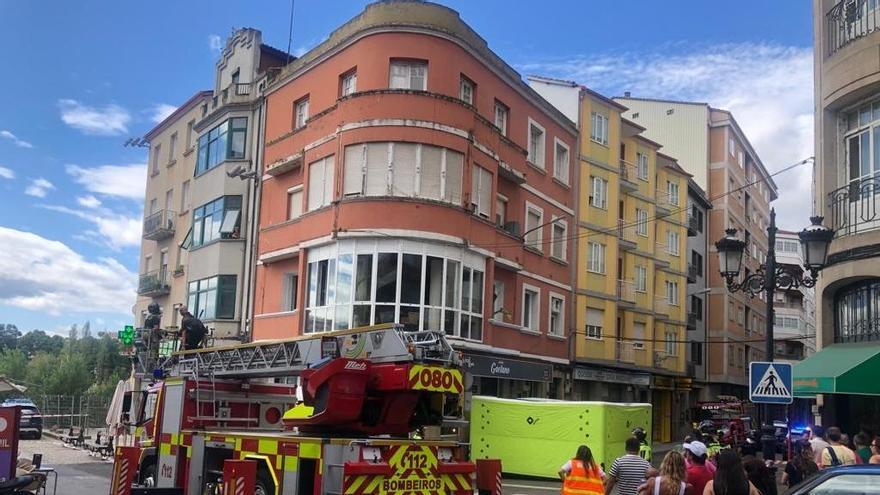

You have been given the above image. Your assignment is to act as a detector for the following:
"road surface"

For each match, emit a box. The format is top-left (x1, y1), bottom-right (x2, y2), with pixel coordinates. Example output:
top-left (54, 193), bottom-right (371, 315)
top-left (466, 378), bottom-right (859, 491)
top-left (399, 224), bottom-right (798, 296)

top-left (18, 436), bottom-right (112, 495)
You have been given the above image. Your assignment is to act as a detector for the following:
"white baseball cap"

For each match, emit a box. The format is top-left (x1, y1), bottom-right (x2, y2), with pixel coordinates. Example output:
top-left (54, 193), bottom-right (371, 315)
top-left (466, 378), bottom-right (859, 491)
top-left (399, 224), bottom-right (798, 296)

top-left (682, 441), bottom-right (708, 457)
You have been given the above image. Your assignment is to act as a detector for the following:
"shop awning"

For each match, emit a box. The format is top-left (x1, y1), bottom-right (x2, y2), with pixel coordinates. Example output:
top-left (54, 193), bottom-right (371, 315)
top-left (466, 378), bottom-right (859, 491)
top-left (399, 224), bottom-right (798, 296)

top-left (793, 343), bottom-right (880, 396)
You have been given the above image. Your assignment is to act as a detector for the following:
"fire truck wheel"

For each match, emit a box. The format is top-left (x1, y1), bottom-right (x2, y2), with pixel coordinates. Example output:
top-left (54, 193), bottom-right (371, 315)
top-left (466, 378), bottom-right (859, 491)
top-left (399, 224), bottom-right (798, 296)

top-left (254, 469), bottom-right (274, 495)
top-left (139, 462), bottom-right (157, 487)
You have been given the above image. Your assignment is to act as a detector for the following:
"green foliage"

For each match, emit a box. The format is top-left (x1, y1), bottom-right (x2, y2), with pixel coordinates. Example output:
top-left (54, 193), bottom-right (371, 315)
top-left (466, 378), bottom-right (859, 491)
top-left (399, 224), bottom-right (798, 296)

top-left (0, 323), bottom-right (131, 400)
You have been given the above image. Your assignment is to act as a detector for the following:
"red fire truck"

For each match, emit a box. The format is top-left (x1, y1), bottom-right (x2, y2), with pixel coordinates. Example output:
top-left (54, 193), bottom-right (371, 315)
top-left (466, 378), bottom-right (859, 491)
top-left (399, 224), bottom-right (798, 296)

top-left (109, 324), bottom-right (474, 495)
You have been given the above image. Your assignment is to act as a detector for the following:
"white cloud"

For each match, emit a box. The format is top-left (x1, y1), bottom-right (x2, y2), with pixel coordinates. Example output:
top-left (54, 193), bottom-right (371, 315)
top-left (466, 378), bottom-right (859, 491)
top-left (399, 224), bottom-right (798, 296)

top-left (76, 195), bottom-right (102, 209)
top-left (58, 99), bottom-right (131, 136)
top-left (24, 178), bottom-right (54, 198)
top-left (0, 130), bottom-right (33, 149)
top-left (520, 42), bottom-right (814, 230)
top-left (0, 166), bottom-right (14, 180)
top-left (65, 164), bottom-right (146, 200)
top-left (150, 103), bottom-right (178, 124)
top-left (40, 205), bottom-right (142, 250)
top-left (209, 34), bottom-right (223, 53)
top-left (0, 227), bottom-right (135, 316)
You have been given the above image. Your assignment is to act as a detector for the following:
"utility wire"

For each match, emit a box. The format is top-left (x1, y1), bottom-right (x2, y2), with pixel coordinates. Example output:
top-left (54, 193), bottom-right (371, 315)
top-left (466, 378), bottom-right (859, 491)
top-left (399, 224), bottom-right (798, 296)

top-left (570, 331), bottom-right (813, 345)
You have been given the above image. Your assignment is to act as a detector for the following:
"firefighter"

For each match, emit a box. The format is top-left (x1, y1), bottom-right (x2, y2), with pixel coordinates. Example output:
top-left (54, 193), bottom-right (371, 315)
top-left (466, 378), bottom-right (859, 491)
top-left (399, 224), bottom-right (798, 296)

top-left (632, 427), bottom-right (652, 462)
top-left (179, 305), bottom-right (208, 351)
top-left (143, 302), bottom-right (163, 362)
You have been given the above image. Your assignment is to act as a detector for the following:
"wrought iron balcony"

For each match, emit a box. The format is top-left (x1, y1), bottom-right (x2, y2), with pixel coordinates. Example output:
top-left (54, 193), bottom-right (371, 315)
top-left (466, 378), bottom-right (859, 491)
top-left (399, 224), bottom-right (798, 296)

top-left (687, 213), bottom-right (699, 236)
top-left (687, 311), bottom-right (698, 329)
top-left (687, 262), bottom-right (698, 283)
top-left (143, 209), bottom-right (176, 241)
top-left (826, 0), bottom-right (880, 55)
top-left (138, 268), bottom-right (170, 296)
top-left (617, 219), bottom-right (637, 250)
top-left (827, 176), bottom-right (880, 237)
top-left (655, 189), bottom-right (674, 214)
top-left (617, 279), bottom-right (636, 304)
top-left (619, 159), bottom-right (639, 191)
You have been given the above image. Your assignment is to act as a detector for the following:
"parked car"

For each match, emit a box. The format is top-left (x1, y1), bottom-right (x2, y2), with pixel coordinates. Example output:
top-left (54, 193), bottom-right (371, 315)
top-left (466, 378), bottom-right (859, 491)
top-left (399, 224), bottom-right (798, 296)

top-left (2, 398), bottom-right (42, 439)
top-left (789, 464), bottom-right (880, 495)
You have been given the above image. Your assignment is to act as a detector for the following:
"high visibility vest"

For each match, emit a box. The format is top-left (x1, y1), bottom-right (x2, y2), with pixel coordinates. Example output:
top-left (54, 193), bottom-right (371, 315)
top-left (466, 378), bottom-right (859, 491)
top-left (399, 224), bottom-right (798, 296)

top-left (562, 460), bottom-right (604, 495)
top-left (639, 444), bottom-right (652, 463)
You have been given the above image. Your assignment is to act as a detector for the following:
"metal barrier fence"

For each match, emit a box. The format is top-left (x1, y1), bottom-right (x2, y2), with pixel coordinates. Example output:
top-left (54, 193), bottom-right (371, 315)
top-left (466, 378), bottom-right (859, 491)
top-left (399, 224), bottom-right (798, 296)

top-left (35, 395), bottom-right (110, 431)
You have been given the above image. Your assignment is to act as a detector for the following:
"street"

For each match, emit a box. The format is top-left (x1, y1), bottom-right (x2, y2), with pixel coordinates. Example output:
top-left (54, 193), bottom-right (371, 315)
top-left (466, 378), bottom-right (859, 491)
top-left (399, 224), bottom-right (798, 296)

top-left (18, 436), bottom-right (112, 495)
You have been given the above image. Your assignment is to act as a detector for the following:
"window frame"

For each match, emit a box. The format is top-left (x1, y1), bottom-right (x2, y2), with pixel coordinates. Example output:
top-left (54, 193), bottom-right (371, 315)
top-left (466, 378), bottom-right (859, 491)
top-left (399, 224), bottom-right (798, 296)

top-left (168, 132), bottom-right (178, 163)
top-left (294, 97), bottom-right (310, 129)
top-left (635, 265), bottom-right (648, 293)
top-left (307, 155), bottom-right (335, 212)
top-left (667, 180), bottom-right (680, 205)
top-left (548, 292), bottom-right (565, 337)
top-left (459, 75), bottom-right (475, 105)
top-left (665, 280), bottom-right (680, 306)
top-left (187, 274), bottom-right (237, 320)
top-left (553, 138), bottom-right (570, 184)
top-left (550, 216), bottom-right (568, 262)
top-left (287, 185), bottom-right (304, 221)
top-left (494, 100), bottom-right (509, 136)
top-left (195, 117), bottom-right (248, 175)
top-left (586, 307), bottom-right (603, 340)
top-left (524, 201), bottom-right (544, 252)
top-left (527, 118), bottom-right (546, 169)
top-left (587, 241), bottom-right (606, 274)
top-left (590, 176), bottom-right (608, 210)
top-left (636, 208), bottom-right (648, 236)
top-left (151, 143), bottom-right (161, 175)
top-left (521, 283), bottom-right (541, 333)
top-left (667, 229), bottom-right (680, 256)
top-left (471, 164), bottom-right (492, 218)
top-left (636, 152), bottom-right (649, 180)
top-left (389, 59), bottom-right (428, 91)
top-left (191, 195), bottom-right (243, 248)
top-left (495, 194), bottom-right (508, 228)
top-left (340, 70), bottom-right (358, 97)
top-left (590, 111), bottom-right (609, 146)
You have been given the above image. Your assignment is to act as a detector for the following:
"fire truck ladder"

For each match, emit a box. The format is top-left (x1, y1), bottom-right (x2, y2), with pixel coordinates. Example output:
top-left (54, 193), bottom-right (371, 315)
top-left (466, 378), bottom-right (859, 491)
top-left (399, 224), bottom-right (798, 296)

top-left (162, 324), bottom-right (458, 379)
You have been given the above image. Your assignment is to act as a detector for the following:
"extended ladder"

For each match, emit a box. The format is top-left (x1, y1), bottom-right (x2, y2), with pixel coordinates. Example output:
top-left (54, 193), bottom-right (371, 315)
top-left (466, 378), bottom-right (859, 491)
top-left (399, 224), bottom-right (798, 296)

top-left (160, 324), bottom-right (457, 379)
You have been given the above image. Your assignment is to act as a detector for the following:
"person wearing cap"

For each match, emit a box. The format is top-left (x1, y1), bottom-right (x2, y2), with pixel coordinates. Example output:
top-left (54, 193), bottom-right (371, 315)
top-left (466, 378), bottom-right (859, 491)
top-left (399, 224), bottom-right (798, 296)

top-left (682, 441), bottom-right (713, 495)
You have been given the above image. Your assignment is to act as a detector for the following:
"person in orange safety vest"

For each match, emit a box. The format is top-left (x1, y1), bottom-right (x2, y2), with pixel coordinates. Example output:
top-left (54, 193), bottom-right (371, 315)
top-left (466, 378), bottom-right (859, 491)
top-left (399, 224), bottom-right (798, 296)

top-left (559, 445), bottom-right (605, 495)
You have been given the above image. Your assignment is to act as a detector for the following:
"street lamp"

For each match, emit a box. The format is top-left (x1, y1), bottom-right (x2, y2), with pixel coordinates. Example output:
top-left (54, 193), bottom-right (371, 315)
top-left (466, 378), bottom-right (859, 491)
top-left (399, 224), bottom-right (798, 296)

top-left (714, 209), bottom-right (833, 426)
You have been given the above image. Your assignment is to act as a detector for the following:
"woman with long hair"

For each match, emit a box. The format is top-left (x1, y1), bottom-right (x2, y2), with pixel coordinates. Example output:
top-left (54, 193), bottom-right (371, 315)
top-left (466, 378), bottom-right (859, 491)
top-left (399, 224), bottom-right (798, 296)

top-left (743, 458), bottom-right (776, 495)
top-left (638, 451), bottom-right (692, 495)
top-left (782, 441), bottom-right (818, 487)
top-left (559, 445), bottom-right (604, 495)
top-left (703, 450), bottom-right (760, 495)
top-left (869, 437), bottom-right (880, 464)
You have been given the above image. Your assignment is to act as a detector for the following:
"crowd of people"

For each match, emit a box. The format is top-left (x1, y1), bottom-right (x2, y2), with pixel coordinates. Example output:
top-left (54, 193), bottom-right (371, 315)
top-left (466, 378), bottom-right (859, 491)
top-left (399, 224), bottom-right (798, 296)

top-left (558, 424), bottom-right (880, 495)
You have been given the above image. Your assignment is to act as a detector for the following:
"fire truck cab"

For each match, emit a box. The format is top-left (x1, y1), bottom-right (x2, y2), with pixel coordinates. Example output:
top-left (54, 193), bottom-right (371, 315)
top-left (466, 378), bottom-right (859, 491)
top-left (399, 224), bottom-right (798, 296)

top-left (110, 324), bottom-right (474, 495)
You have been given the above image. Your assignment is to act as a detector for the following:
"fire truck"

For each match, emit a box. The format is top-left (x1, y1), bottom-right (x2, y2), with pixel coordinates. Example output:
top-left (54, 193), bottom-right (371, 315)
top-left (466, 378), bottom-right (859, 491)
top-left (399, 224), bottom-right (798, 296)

top-left (109, 323), bottom-right (474, 495)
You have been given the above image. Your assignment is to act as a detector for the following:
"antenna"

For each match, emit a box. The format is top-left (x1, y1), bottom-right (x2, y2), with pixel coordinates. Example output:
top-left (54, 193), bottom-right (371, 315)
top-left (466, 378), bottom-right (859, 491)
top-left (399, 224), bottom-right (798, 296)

top-left (286, 0), bottom-right (296, 63)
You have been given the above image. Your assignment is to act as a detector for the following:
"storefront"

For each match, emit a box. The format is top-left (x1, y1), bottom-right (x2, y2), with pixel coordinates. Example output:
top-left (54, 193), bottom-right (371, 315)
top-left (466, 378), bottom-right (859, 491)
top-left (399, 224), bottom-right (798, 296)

top-left (571, 366), bottom-right (651, 403)
top-left (462, 352), bottom-right (555, 398)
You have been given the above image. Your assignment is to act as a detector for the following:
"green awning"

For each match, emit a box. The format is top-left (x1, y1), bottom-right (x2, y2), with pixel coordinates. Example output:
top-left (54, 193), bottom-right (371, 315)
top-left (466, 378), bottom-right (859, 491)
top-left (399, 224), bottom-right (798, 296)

top-left (793, 343), bottom-right (880, 396)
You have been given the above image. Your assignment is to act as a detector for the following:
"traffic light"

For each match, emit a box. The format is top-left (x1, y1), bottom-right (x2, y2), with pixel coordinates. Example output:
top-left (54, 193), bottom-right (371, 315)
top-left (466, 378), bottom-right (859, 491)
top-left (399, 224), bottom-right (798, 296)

top-left (118, 325), bottom-right (135, 346)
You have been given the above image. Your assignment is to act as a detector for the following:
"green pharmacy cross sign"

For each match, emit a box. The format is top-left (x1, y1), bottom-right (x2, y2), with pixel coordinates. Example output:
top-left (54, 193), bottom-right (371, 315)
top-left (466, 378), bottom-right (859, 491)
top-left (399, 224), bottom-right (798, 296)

top-left (118, 325), bottom-right (135, 346)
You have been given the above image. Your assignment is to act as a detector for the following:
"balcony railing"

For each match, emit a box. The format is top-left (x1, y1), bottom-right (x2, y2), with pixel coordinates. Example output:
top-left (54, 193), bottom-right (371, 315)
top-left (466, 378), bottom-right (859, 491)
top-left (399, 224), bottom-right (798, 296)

top-left (617, 219), bottom-right (637, 248)
top-left (656, 189), bottom-right (674, 212)
top-left (617, 341), bottom-right (635, 363)
top-left (138, 268), bottom-right (170, 296)
top-left (619, 160), bottom-right (639, 190)
top-left (617, 280), bottom-right (636, 304)
top-left (828, 176), bottom-right (880, 237)
top-left (687, 312), bottom-right (698, 329)
top-left (654, 297), bottom-right (670, 316)
top-left (687, 213), bottom-right (699, 236)
top-left (826, 0), bottom-right (880, 55)
top-left (687, 263), bottom-right (698, 283)
top-left (143, 209), bottom-right (176, 241)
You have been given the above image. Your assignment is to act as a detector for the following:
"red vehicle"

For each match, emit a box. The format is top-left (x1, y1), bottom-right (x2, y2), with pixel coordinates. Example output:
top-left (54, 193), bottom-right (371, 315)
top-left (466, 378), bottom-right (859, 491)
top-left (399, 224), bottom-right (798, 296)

top-left (109, 324), bottom-right (474, 495)
top-left (693, 396), bottom-right (754, 447)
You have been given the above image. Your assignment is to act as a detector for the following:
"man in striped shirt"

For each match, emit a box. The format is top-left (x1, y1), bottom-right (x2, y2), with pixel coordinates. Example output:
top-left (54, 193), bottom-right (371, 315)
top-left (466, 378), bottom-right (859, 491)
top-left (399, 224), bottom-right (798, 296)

top-left (605, 437), bottom-right (653, 495)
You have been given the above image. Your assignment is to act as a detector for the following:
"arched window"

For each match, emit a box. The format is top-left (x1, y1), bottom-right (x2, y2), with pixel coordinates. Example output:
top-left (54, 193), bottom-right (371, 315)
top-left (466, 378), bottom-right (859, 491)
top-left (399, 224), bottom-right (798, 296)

top-left (834, 279), bottom-right (880, 343)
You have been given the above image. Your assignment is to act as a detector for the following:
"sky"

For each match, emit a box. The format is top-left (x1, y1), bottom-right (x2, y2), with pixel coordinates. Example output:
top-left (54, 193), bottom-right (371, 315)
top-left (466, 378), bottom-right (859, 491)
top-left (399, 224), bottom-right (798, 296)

top-left (0, 1), bottom-right (814, 334)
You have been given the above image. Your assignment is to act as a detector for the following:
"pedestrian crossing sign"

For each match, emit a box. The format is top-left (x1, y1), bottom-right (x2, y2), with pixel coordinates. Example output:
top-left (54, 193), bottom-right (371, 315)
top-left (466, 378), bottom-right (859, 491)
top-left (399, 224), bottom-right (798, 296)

top-left (749, 361), bottom-right (793, 404)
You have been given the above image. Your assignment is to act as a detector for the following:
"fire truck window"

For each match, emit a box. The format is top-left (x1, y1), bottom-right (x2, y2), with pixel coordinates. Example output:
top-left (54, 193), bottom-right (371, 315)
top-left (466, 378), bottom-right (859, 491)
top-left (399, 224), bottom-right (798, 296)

top-left (142, 393), bottom-right (158, 423)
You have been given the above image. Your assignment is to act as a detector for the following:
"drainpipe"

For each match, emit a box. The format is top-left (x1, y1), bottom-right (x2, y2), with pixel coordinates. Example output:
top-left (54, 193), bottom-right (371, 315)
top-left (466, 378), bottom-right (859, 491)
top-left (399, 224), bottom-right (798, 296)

top-left (242, 91), bottom-right (266, 343)
top-left (568, 90), bottom-right (584, 398)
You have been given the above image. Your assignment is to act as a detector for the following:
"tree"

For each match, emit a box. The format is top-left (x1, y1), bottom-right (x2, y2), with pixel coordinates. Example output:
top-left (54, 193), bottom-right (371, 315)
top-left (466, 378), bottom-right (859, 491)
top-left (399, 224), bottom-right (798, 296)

top-left (0, 349), bottom-right (27, 381)
top-left (0, 324), bottom-right (20, 350)
top-left (81, 321), bottom-right (91, 340)
top-left (19, 330), bottom-right (62, 357)
top-left (68, 324), bottom-right (78, 342)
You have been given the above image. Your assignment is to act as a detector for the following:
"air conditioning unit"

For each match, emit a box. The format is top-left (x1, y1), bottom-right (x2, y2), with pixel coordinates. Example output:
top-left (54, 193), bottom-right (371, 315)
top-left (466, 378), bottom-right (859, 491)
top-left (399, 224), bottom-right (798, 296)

top-left (503, 221), bottom-right (521, 237)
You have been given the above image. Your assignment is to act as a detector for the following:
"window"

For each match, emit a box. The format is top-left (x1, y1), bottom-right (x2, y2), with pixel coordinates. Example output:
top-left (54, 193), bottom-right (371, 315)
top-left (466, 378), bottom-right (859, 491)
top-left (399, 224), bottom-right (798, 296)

top-left (636, 208), bottom-right (648, 236)
top-left (666, 230), bottom-right (680, 255)
top-left (522, 285), bottom-right (540, 332)
top-left (524, 203), bottom-right (544, 251)
top-left (586, 308), bottom-right (603, 339)
top-left (494, 100), bottom-right (508, 135)
top-left (149, 198), bottom-right (158, 215)
top-left (287, 186), bottom-right (303, 220)
top-left (633, 322), bottom-right (645, 349)
top-left (550, 217), bottom-right (567, 261)
top-left (389, 60), bottom-right (427, 90)
top-left (667, 180), bottom-right (680, 206)
top-left (196, 117), bottom-right (247, 174)
top-left (459, 75), bottom-right (474, 105)
top-left (774, 316), bottom-right (801, 329)
top-left (776, 239), bottom-right (800, 254)
top-left (151, 144), bottom-right (161, 175)
top-left (637, 152), bottom-right (649, 180)
top-left (590, 112), bottom-right (609, 146)
top-left (282, 272), bottom-right (298, 311)
top-left (549, 294), bottom-right (564, 337)
top-left (180, 180), bottom-right (190, 212)
top-left (665, 330), bottom-right (677, 355)
top-left (553, 139), bottom-right (570, 183)
top-left (590, 176), bottom-right (608, 209)
top-left (737, 150), bottom-right (744, 167)
top-left (587, 242), bottom-right (606, 273)
top-left (168, 132), bottom-right (178, 162)
top-left (187, 275), bottom-right (236, 320)
top-left (191, 196), bottom-right (242, 247)
top-left (306, 244), bottom-right (484, 339)
top-left (492, 280), bottom-right (505, 318)
top-left (528, 120), bottom-right (546, 168)
top-left (737, 347), bottom-right (744, 368)
top-left (729, 137), bottom-right (736, 157)
top-left (294, 97), bottom-right (309, 129)
top-left (691, 295), bottom-right (703, 320)
top-left (343, 142), bottom-right (463, 205)
top-left (164, 189), bottom-right (174, 212)
top-left (186, 119), bottom-right (195, 149)
top-left (635, 265), bottom-right (647, 292)
top-left (737, 305), bottom-right (744, 325)
top-left (691, 250), bottom-right (703, 276)
top-left (691, 206), bottom-right (704, 233)
top-left (691, 342), bottom-right (703, 365)
top-left (665, 280), bottom-right (679, 306)
top-left (340, 71), bottom-right (357, 97)
top-left (307, 155), bottom-right (335, 211)
top-left (471, 165), bottom-right (492, 218)
top-left (495, 195), bottom-right (507, 227)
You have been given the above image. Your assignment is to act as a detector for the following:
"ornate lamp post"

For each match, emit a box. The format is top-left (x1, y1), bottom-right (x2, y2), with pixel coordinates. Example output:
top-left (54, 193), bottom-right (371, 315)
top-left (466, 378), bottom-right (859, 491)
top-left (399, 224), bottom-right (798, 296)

top-left (715, 209), bottom-right (833, 425)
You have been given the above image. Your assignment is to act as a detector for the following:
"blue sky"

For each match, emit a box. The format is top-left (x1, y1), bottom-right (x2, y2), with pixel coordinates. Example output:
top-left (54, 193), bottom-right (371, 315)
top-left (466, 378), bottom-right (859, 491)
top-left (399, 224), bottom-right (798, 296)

top-left (0, 1), bottom-right (813, 334)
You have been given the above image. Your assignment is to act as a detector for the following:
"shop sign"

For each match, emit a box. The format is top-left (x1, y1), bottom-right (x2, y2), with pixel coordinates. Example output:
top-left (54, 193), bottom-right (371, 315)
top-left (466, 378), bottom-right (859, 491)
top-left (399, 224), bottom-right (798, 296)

top-left (461, 353), bottom-right (552, 382)
top-left (573, 366), bottom-right (650, 386)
